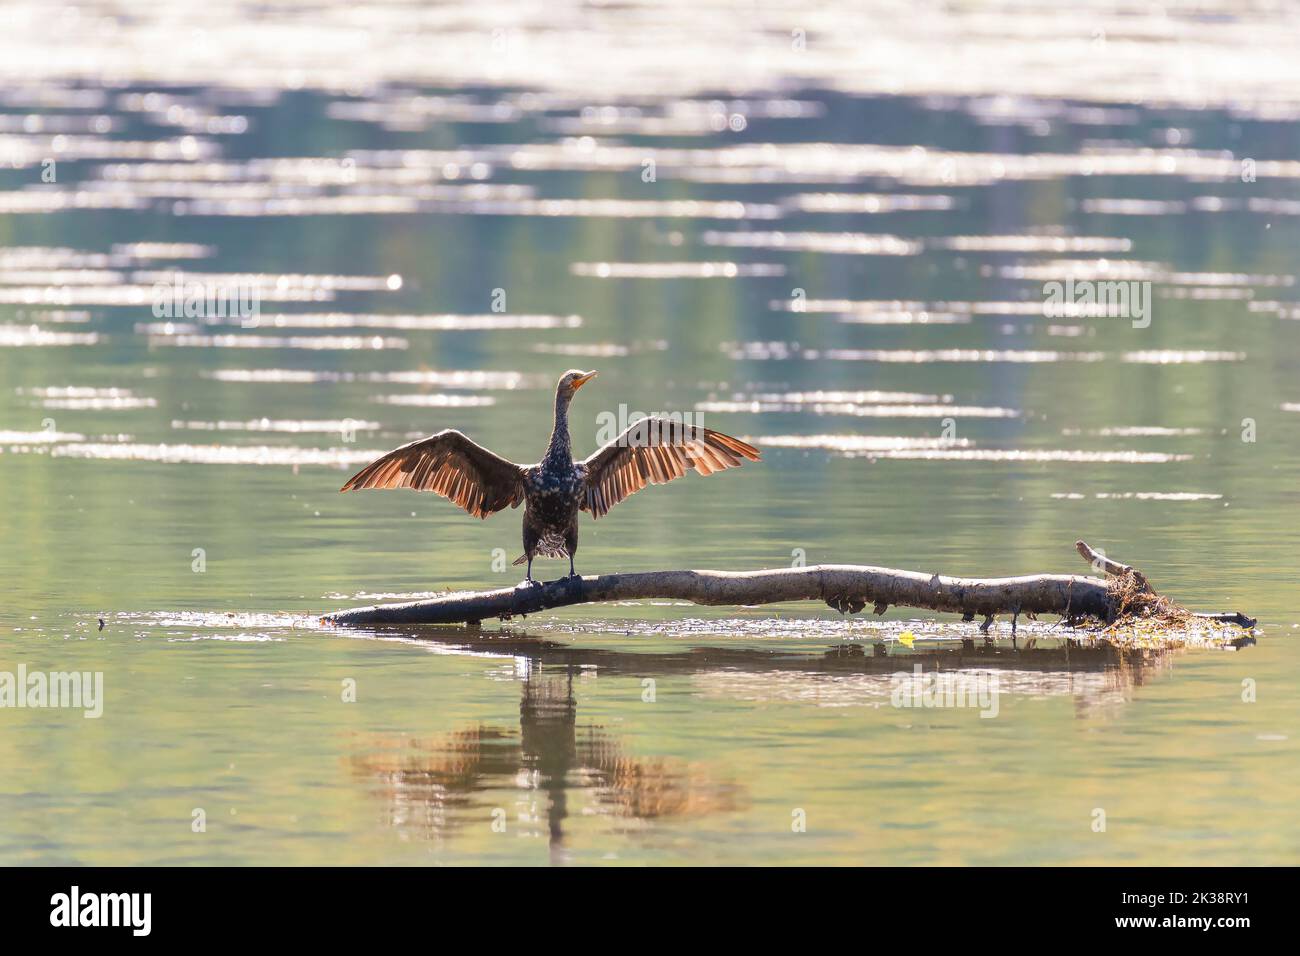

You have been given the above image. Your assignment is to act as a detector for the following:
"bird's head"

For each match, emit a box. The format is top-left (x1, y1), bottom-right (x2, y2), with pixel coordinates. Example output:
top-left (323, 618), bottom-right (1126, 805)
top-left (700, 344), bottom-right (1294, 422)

top-left (557, 369), bottom-right (598, 397)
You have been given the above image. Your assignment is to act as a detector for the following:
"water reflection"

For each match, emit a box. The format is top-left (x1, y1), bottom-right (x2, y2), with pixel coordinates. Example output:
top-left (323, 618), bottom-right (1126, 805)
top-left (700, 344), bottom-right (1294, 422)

top-left (356, 624), bottom-right (1237, 717)
top-left (343, 622), bottom-right (1251, 860)
top-left (350, 667), bottom-right (745, 862)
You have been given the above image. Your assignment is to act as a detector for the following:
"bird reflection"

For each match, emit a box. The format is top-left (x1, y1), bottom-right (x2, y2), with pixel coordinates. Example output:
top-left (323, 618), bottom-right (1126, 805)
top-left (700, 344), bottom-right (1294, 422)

top-left (350, 627), bottom-right (1241, 858)
top-left (350, 666), bottom-right (744, 861)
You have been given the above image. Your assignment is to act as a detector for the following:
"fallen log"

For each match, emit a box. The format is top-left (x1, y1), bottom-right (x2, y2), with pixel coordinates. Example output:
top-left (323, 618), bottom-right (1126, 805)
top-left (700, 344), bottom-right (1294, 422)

top-left (323, 539), bottom-right (1256, 631)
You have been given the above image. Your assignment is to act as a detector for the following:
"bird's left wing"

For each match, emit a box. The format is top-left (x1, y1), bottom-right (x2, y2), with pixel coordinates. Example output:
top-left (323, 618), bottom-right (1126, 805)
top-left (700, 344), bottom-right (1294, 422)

top-left (580, 417), bottom-right (760, 518)
top-left (340, 429), bottom-right (526, 518)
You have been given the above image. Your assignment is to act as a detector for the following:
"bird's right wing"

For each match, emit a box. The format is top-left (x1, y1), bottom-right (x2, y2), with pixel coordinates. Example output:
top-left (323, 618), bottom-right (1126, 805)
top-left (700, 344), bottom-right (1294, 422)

top-left (339, 429), bottom-right (526, 518)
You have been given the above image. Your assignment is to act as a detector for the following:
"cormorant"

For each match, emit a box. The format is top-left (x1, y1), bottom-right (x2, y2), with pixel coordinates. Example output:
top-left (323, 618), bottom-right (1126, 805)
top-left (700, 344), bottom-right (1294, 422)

top-left (340, 370), bottom-right (760, 582)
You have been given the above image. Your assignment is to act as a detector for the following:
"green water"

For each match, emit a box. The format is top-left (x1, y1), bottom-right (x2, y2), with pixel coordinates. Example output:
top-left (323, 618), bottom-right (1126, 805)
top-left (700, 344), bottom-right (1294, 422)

top-left (2, 4), bottom-right (1300, 865)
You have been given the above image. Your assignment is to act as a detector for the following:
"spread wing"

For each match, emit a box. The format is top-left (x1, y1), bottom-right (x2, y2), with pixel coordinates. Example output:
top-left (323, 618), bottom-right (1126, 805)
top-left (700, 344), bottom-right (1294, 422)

top-left (581, 417), bottom-right (760, 518)
top-left (339, 429), bottom-right (526, 518)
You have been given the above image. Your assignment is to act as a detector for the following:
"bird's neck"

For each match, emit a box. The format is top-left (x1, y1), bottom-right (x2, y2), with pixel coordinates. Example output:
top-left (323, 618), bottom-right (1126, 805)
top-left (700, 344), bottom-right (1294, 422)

top-left (544, 392), bottom-right (574, 465)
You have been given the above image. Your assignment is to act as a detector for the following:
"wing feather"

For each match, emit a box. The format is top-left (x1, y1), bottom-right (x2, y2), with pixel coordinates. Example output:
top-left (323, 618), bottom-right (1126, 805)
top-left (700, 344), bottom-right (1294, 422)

top-left (340, 429), bottom-right (526, 518)
top-left (581, 417), bottom-right (760, 518)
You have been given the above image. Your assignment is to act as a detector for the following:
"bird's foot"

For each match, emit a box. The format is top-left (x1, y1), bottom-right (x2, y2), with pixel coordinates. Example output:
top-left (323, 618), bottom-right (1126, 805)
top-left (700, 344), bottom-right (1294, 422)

top-left (518, 577), bottom-right (543, 589)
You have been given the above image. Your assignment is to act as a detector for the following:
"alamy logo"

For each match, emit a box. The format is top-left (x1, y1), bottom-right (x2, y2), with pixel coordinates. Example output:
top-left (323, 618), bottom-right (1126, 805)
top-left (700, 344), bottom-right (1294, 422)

top-left (50, 886), bottom-right (151, 936)
top-left (0, 664), bottom-right (103, 718)
top-left (1042, 277), bottom-right (1151, 328)
top-left (151, 273), bottom-right (261, 326)
top-left (890, 664), bottom-right (1000, 718)
top-left (594, 404), bottom-right (705, 448)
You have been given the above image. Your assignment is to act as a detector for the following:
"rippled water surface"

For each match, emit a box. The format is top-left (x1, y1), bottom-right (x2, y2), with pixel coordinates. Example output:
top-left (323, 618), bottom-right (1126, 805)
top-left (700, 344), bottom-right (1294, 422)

top-left (2, 0), bottom-right (1298, 865)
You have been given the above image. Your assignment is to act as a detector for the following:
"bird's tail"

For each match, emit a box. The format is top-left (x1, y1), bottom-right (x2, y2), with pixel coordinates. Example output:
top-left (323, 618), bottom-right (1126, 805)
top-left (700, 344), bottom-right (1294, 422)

top-left (512, 553), bottom-right (528, 566)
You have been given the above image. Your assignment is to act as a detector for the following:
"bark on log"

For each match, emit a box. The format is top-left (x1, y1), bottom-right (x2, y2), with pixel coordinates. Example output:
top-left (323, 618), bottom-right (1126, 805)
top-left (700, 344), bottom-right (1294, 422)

top-left (323, 540), bottom-right (1256, 629)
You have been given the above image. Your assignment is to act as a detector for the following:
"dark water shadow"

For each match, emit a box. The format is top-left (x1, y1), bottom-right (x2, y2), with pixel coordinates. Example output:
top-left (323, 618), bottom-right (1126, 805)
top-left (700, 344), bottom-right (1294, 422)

top-left (344, 621), bottom-right (1211, 677)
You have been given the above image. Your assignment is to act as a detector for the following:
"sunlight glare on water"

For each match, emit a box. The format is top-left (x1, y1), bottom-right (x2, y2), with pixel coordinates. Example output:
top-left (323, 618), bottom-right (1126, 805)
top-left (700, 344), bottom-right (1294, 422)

top-left (1, 0), bottom-right (1298, 866)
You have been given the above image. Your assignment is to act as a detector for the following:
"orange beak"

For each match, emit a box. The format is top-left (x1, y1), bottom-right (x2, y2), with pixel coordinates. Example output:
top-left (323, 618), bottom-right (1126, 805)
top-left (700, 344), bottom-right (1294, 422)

top-left (572, 370), bottom-right (598, 390)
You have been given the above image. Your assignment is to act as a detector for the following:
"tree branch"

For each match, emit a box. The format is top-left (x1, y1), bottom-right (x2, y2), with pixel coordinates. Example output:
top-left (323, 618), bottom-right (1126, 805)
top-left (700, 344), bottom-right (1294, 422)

top-left (323, 540), bottom-right (1255, 630)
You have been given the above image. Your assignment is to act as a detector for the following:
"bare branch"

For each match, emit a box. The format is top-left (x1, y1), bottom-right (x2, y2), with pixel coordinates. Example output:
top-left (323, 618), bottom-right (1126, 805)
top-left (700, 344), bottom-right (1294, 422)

top-left (323, 541), bottom-right (1254, 629)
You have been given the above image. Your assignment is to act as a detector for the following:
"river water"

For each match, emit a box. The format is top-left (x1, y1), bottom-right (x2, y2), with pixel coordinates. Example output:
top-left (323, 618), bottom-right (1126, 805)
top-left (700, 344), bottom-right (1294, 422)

top-left (1, 0), bottom-right (1297, 865)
